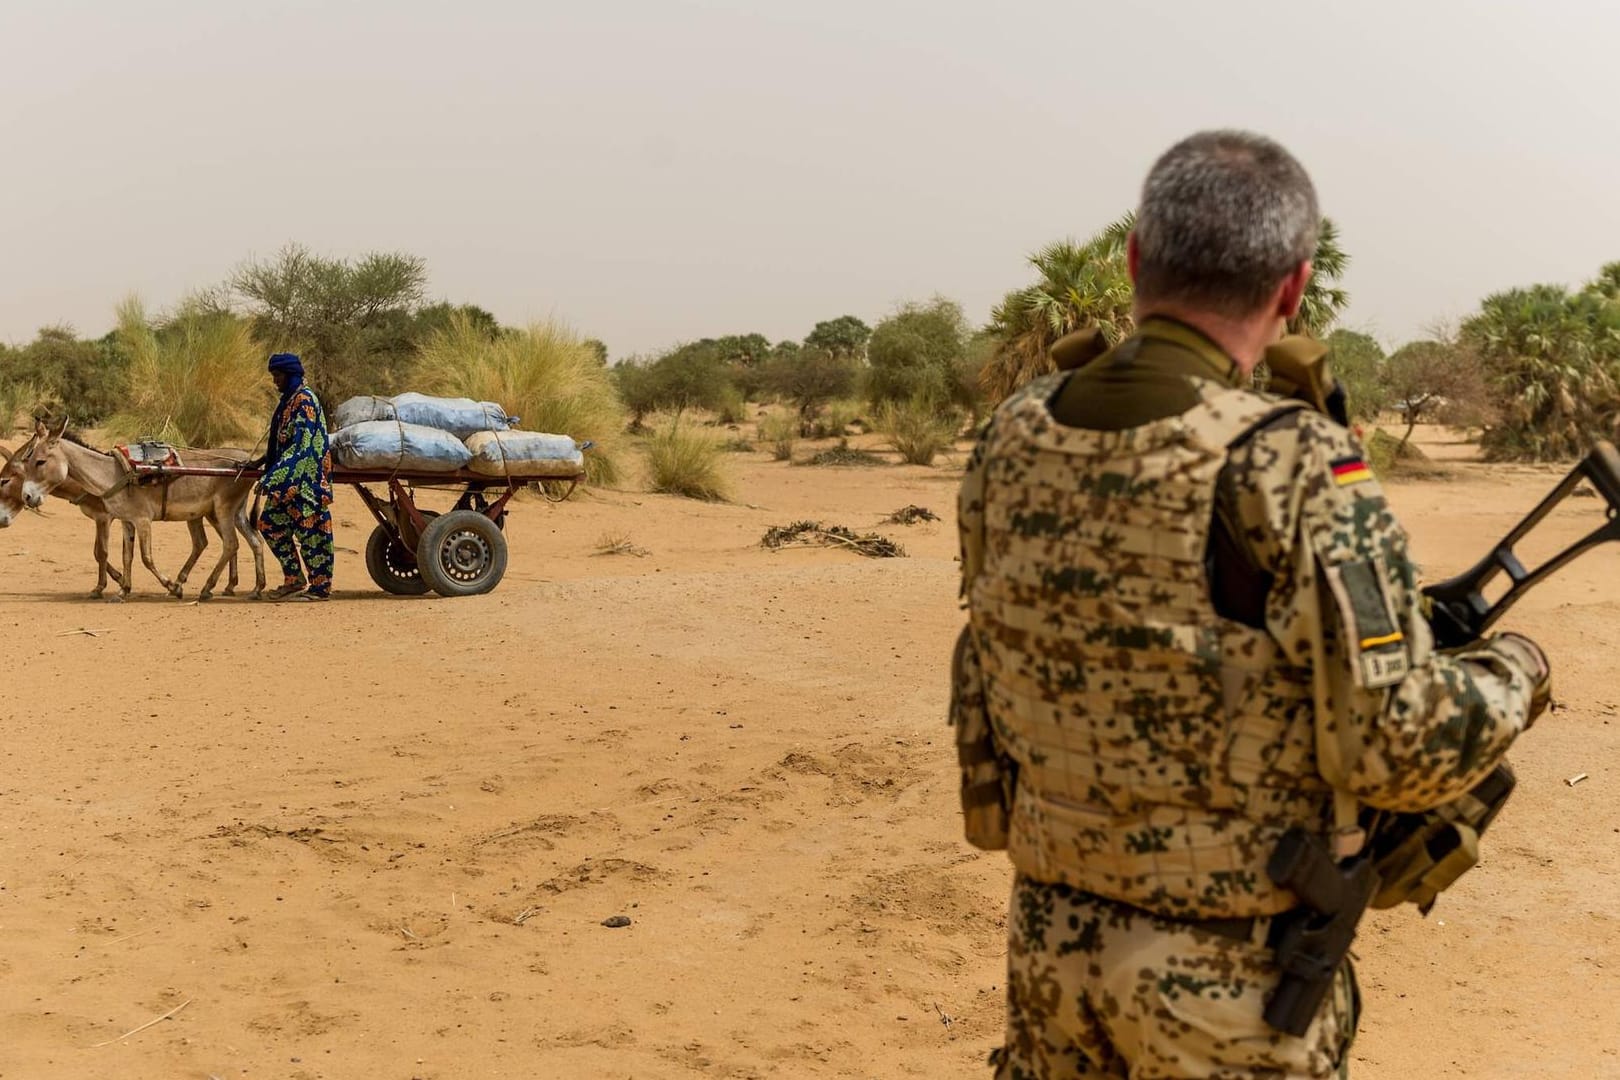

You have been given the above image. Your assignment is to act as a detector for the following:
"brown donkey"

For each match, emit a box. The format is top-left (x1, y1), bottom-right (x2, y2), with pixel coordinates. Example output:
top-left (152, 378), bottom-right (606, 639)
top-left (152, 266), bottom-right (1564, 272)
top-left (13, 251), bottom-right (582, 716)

top-left (13, 422), bottom-right (265, 600)
top-left (1, 430), bottom-right (249, 598)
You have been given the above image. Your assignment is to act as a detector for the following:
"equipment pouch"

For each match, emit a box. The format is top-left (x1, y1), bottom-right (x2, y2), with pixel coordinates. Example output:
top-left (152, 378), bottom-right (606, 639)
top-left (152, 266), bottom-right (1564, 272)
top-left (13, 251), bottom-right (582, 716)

top-left (950, 625), bottom-right (1012, 850)
top-left (1368, 762), bottom-right (1515, 912)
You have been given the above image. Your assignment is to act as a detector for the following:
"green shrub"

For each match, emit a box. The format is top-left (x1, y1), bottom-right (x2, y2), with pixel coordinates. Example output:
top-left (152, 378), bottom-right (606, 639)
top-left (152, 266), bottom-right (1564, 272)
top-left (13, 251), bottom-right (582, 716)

top-left (414, 316), bottom-right (628, 486)
top-left (880, 398), bottom-right (960, 466)
top-left (0, 325), bottom-right (129, 425)
top-left (0, 378), bottom-right (51, 436)
top-left (108, 298), bottom-right (271, 448)
top-left (763, 347), bottom-right (859, 424)
top-left (804, 397), bottom-right (862, 439)
top-left (645, 419), bottom-right (732, 501)
top-left (714, 386), bottom-right (749, 425)
top-left (759, 413), bottom-right (797, 461)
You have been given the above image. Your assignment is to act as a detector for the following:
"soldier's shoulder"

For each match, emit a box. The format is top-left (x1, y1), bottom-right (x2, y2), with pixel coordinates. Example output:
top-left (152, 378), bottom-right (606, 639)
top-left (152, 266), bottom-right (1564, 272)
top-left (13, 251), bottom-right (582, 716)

top-left (1229, 401), bottom-right (1362, 475)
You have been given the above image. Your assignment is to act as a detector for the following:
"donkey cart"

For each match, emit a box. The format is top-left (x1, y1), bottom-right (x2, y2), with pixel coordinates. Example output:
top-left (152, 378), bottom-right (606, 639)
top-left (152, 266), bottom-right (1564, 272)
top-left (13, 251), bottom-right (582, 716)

top-left (126, 461), bottom-right (583, 598)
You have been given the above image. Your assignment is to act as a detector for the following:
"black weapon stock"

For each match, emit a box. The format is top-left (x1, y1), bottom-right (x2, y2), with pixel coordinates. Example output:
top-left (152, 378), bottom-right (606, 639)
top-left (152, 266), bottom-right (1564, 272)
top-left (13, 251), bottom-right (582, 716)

top-left (1264, 827), bottom-right (1379, 1036)
top-left (1424, 440), bottom-right (1620, 648)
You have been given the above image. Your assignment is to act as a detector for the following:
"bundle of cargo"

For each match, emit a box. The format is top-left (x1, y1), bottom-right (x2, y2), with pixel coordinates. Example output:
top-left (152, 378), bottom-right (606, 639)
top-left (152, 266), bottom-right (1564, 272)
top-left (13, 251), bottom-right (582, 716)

top-left (465, 431), bottom-right (585, 478)
top-left (332, 393), bottom-right (515, 440)
top-left (330, 420), bottom-right (472, 472)
top-left (329, 393), bottom-right (584, 479)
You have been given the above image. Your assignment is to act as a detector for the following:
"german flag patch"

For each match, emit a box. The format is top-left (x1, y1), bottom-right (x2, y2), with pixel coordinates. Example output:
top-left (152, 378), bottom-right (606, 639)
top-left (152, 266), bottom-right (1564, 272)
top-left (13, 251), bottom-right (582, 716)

top-left (1331, 455), bottom-right (1373, 486)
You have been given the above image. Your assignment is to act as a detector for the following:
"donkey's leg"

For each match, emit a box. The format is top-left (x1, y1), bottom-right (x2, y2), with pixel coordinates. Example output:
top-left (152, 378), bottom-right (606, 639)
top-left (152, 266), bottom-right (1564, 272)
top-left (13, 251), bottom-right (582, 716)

top-left (136, 520), bottom-right (182, 598)
top-left (240, 502), bottom-right (268, 599)
top-left (116, 523), bottom-right (136, 601)
top-left (199, 501), bottom-right (240, 601)
top-left (176, 519), bottom-right (209, 591)
top-left (216, 512), bottom-right (241, 595)
top-left (90, 517), bottom-right (111, 598)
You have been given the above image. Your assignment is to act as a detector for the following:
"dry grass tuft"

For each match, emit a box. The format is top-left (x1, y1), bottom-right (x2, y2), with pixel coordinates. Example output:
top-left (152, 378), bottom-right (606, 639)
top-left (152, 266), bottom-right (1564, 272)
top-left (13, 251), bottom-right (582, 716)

top-left (413, 316), bottom-right (627, 486)
top-left (645, 419), bottom-right (732, 501)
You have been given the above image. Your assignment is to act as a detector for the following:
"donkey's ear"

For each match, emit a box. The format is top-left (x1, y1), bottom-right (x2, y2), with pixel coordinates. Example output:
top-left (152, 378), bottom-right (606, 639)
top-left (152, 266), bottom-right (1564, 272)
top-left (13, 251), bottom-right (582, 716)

top-left (0, 444), bottom-right (12, 464)
top-left (34, 419), bottom-right (48, 439)
top-left (48, 416), bottom-right (70, 442)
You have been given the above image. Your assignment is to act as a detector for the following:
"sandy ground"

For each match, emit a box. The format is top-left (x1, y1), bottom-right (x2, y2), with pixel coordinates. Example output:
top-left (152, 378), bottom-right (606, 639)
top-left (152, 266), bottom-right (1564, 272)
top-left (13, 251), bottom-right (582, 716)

top-left (1, 424), bottom-right (1618, 1080)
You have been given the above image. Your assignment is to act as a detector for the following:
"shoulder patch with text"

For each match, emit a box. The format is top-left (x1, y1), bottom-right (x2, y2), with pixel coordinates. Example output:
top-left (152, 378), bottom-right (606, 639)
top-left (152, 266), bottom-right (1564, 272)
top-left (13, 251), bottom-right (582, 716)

top-left (1324, 557), bottom-right (1410, 689)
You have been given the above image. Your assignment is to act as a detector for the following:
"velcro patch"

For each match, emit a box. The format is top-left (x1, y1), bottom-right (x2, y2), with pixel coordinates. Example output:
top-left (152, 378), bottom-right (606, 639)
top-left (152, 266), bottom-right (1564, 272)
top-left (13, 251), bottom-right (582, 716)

top-left (1331, 455), bottom-right (1373, 486)
top-left (1325, 558), bottom-right (1410, 689)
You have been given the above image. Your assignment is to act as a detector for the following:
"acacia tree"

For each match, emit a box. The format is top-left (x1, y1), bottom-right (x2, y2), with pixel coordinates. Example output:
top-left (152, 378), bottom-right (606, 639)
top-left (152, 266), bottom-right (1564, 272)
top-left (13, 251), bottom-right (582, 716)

top-left (866, 297), bottom-right (977, 414)
top-left (1381, 339), bottom-right (1490, 453)
top-left (231, 244), bottom-right (428, 402)
top-left (1324, 328), bottom-right (1389, 421)
top-left (763, 347), bottom-right (858, 424)
top-left (804, 315), bottom-right (872, 361)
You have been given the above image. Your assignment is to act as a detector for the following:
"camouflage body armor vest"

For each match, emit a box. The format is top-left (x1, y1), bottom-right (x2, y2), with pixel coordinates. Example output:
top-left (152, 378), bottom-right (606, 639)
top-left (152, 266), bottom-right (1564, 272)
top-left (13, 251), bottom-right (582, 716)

top-left (964, 373), bottom-right (1329, 919)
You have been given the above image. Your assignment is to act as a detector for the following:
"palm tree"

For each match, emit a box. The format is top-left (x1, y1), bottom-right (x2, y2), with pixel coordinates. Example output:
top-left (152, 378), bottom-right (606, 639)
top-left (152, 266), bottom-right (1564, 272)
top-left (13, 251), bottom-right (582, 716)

top-left (980, 214), bottom-right (1135, 405)
top-left (981, 215), bottom-right (1350, 404)
top-left (1291, 217), bottom-right (1350, 337)
top-left (1465, 283), bottom-right (1620, 460)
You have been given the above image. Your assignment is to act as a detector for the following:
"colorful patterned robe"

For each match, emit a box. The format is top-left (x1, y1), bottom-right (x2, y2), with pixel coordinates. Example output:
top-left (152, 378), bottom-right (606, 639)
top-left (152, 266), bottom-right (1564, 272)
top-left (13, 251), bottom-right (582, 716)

top-left (262, 384), bottom-right (333, 509)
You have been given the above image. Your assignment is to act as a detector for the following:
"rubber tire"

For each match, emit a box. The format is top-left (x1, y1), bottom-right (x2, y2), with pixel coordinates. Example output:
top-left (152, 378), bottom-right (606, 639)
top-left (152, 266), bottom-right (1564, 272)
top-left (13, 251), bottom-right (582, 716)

top-left (416, 510), bottom-right (508, 597)
top-left (365, 523), bottom-right (432, 596)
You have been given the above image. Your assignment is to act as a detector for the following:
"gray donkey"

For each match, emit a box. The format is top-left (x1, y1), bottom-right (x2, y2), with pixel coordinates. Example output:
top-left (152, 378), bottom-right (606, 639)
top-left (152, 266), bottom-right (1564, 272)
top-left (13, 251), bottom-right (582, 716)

top-left (9, 421), bottom-right (265, 600)
top-left (1, 429), bottom-right (246, 598)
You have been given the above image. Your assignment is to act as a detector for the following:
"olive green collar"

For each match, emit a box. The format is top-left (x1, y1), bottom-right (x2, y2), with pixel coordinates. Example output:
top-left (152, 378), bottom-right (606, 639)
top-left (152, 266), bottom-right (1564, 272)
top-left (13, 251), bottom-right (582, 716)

top-left (1136, 317), bottom-right (1244, 387)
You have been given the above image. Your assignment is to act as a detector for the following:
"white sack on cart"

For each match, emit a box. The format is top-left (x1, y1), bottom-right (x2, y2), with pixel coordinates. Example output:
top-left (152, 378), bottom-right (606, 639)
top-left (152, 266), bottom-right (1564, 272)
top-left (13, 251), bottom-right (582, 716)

top-left (332, 393), bottom-right (514, 439)
top-left (464, 431), bottom-right (584, 478)
top-left (332, 421), bottom-right (472, 473)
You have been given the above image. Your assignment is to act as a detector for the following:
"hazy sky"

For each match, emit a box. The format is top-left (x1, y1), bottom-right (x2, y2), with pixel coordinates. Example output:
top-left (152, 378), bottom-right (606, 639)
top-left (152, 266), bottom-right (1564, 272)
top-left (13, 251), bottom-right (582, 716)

top-left (4, 0), bottom-right (1617, 357)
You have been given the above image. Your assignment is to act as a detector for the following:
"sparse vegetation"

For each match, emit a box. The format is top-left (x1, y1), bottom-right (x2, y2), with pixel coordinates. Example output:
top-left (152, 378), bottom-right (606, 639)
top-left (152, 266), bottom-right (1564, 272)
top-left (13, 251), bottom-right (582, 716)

top-left (413, 316), bottom-right (628, 486)
top-left (593, 532), bottom-right (650, 557)
top-left (803, 440), bottom-right (886, 467)
top-left (108, 297), bottom-right (270, 447)
top-left (885, 505), bottom-right (940, 525)
top-left (644, 418), bottom-right (732, 501)
top-left (761, 520), bottom-right (905, 558)
top-left (759, 414), bottom-right (797, 461)
top-left (763, 348), bottom-right (859, 430)
top-left (878, 398), bottom-right (958, 466)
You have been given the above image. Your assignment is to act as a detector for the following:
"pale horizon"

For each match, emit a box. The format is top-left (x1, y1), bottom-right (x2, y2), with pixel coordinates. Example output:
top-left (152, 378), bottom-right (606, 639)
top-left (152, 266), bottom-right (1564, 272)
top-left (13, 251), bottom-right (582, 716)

top-left (4, 0), bottom-right (1616, 358)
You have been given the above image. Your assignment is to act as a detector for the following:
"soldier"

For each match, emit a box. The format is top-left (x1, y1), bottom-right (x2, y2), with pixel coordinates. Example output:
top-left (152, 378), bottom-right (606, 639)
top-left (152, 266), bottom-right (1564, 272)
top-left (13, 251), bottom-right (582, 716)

top-left (954, 130), bottom-right (1551, 1078)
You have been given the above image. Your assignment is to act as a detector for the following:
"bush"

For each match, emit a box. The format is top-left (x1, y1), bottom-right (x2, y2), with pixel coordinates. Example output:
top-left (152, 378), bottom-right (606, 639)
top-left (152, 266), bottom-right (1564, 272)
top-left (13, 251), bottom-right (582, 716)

top-left (0, 377), bottom-right (51, 436)
top-left (758, 413), bottom-right (797, 461)
top-left (108, 298), bottom-right (270, 448)
top-left (413, 316), bottom-right (629, 486)
top-left (879, 398), bottom-right (959, 466)
top-left (802, 398), bottom-right (861, 439)
top-left (865, 298), bottom-right (978, 414)
top-left (644, 419), bottom-right (732, 501)
top-left (1324, 329), bottom-right (1391, 421)
top-left (763, 347), bottom-right (859, 424)
top-left (714, 386), bottom-right (749, 425)
top-left (0, 325), bottom-right (129, 425)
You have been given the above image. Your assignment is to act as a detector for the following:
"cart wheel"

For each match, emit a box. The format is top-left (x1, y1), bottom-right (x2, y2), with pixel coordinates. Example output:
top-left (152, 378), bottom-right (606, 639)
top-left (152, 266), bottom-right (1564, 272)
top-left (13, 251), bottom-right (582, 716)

top-left (365, 524), bottom-right (431, 595)
top-left (416, 510), bottom-right (508, 597)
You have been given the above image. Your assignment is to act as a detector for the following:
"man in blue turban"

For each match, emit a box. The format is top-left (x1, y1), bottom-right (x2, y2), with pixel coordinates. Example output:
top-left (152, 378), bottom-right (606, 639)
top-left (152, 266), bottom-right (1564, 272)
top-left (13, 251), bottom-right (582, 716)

top-left (255, 352), bottom-right (334, 600)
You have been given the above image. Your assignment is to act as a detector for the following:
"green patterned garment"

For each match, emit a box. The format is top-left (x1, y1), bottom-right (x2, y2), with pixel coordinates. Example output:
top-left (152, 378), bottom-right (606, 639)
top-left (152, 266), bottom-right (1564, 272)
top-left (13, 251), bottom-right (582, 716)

top-left (262, 385), bottom-right (333, 509)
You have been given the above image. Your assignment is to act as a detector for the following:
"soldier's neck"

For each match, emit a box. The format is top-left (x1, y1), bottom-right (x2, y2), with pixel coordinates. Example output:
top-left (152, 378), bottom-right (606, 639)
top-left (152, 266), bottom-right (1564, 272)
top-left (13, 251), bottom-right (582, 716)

top-left (1134, 304), bottom-right (1281, 375)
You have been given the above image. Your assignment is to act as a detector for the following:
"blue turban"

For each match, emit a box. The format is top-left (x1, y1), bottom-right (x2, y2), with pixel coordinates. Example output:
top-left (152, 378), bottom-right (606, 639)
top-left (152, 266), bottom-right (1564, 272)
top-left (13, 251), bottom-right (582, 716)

top-left (268, 352), bottom-right (304, 377)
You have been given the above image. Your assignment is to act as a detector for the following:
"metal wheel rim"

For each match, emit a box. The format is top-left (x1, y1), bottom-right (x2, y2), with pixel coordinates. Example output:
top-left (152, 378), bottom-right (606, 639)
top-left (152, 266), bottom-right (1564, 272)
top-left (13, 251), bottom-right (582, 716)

top-left (439, 529), bottom-right (493, 582)
top-left (383, 540), bottom-right (421, 582)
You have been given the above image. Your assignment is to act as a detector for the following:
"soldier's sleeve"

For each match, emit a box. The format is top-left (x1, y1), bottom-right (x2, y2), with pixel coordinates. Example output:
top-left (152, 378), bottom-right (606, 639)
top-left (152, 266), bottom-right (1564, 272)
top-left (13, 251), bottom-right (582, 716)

top-left (950, 423), bottom-right (1012, 849)
top-left (957, 423), bottom-right (990, 596)
top-left (1229, 413), bottom-right (1541, 813)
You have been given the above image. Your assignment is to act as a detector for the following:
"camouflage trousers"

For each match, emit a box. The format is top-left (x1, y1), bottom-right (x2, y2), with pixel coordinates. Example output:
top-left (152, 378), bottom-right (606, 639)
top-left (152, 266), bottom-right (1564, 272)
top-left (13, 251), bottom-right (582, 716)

top-left (994, 875), bottom-right (1358, 1079)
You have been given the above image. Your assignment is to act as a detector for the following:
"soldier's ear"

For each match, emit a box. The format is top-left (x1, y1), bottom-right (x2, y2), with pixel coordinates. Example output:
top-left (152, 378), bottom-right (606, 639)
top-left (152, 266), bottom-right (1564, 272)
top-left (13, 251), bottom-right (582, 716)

top-left (1275, 261), bottom-right (1312, 321)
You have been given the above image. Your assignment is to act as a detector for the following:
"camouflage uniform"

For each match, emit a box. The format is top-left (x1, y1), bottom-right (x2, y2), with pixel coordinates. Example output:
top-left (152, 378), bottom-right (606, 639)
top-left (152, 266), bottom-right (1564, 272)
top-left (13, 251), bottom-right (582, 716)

top-left (955, 318), bottom-right (1541, 1078)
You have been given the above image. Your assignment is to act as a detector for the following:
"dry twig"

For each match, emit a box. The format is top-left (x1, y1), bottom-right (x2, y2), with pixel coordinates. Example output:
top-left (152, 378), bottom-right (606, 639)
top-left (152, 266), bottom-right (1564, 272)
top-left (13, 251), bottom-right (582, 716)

top-left (90, 999), bottom-right (192, 1048)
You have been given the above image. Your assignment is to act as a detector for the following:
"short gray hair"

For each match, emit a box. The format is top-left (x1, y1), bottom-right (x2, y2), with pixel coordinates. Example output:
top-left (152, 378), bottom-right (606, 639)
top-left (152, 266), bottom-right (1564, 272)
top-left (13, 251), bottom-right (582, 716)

top-left (1132, 130), bottom-right (1319, 316)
